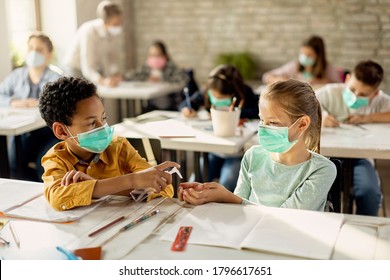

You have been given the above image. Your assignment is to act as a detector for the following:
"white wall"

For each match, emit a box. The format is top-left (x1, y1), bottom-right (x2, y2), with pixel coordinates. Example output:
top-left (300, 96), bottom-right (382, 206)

top-left (40, 0), bottom-right (78, 66)
top-left (75, 0), bottom-right (101, 26)
top-left (0, 0), bottom-right (12, 80)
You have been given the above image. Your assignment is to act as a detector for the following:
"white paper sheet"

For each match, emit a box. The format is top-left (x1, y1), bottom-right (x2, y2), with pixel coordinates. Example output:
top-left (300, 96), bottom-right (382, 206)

top-left (375, 225), bottom-right (390, 259)
top-left (241, 208), bottom-right (344, 259)
top-left (332, 223), bottom-right (377, 259)
top-left (64, 197), bottom-right (183, 259)
top-left (5, 195), bottom-right (109, 223)
top-left (141, 119), bottom-right (196, 138)
top-left (0, 179), bottom-right (44, 212)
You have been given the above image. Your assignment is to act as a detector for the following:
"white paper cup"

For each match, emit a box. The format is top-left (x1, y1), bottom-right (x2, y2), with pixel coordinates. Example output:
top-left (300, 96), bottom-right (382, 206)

top-left (210, 107), bottom-right (241, 137)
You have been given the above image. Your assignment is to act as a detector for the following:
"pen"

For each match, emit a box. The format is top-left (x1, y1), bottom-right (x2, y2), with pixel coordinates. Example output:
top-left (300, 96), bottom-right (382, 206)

top-left (120, 209), bottom-right (160, 232)
top-left (0, 236), bottom-right (10, 245)
top-left (88, 216), bottom-right (126, 237)
top-left (9, 221), bottom-right (20, 248)
top-left (184, 87), bottom-right (192, 110)
top-left (56, 246), bottom-right (79, 260)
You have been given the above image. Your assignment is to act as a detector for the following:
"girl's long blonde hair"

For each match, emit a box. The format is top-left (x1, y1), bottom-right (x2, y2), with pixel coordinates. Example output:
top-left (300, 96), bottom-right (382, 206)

top-left (261, 79), bottom-right (322, 153)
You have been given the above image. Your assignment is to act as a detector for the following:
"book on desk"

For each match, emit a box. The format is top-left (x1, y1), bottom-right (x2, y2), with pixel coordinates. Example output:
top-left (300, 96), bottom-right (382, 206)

top-left (161, 203), bottom-right (344, 260)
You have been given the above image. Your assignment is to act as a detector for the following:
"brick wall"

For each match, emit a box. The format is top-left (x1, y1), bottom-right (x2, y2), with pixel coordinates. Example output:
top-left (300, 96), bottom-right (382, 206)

top-left (129, 0), bottom-right (390, 91)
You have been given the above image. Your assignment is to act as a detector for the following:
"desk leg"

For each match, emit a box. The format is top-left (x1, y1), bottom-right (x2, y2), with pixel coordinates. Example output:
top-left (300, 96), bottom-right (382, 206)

top-left (168, 150), bottom-right (179, 197)
top-left (14, 135), bottom-right (26, 179)
top-left (203, 152), bottom-right (209, 182)
top-left (0, 136), bottom-right (10, 178)
top-left (342, 158), bottom-right (354, 214)
top-left (194, 152), bottom-right (201, 182)
top-left (178, 150), bottom-right (187, 180)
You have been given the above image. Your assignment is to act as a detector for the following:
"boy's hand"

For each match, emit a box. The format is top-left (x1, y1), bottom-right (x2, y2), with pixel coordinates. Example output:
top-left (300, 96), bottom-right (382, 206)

top-left (345, 115), bottom-right (371, 124)
top-left (323, 114), bottom-right (340, 127)
top-left (61, 170), bottom-right (95, 186)
top-left (131, 161), bottom-right (180, 193)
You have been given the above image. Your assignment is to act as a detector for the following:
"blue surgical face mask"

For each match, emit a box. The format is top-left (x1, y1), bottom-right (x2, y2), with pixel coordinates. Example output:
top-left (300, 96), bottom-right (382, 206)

top-left (25, 51), bottom-right (45, 68)
top-left (208, 90), bottom-right (232, 108)
top-left (299, 53), bottom-right (315, 67)
top-left (258, 118), bottom-right (301, 153)
top-left (67, 123), bottom-right (114, 153)
top-left (342, 87), bottom-right (369, 109)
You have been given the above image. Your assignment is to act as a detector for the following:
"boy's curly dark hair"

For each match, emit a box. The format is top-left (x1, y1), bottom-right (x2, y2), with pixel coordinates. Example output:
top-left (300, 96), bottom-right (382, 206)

top-left (39, 77), bottom-right (98, 128)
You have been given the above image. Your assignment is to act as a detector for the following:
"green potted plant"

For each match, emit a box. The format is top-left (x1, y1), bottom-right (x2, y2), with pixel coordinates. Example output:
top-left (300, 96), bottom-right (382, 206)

top-left (215, 52), bottom-right (256, 80)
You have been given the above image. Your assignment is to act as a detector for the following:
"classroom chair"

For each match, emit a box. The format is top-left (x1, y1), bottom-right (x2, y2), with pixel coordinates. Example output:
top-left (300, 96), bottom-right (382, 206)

top-left (326, 158), bottom-right (342, 213)
top-left (375, 159), bottom-right (387, 217)
top-left (126, 137), bottom-right (162, 166)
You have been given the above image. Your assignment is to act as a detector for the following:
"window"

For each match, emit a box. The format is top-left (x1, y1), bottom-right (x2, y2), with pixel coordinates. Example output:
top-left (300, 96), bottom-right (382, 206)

top-left (5, 0), bottom-right (40, 67)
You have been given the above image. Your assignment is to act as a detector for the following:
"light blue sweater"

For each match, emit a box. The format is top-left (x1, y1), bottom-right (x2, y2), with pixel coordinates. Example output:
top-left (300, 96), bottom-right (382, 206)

top-left (235, 145), bottom-right (336, 211)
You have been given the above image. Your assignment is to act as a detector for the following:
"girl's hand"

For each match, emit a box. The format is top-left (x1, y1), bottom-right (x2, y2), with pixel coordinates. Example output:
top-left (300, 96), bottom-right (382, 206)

top-left (181, 107), bottom-right (197, 118)
top-left (179, 182), bottom-right (240, 205)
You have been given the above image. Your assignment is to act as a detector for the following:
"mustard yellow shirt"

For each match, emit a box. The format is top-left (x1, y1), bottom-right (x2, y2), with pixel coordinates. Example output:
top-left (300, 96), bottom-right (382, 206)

top-left (42, 136), bottom-right (173, 211)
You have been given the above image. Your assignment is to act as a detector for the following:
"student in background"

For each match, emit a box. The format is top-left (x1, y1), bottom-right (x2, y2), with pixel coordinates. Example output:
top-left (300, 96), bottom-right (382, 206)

top-left (179, 64), bottom-right (259, 192)
top-left (130, 40), bottom-right (188, 110)
top-left (179, 79), bottom-right (336, 211)
top-left (63, 1), bottom-right (124, 87)
top-left (0, 32), bottom-right (62, 181)
top-left (39, 77), bottom-right (180, 211)
top-left (316, 60), bottom-right (389, 216)
top-left (262, 35), bottom-right (342, 87)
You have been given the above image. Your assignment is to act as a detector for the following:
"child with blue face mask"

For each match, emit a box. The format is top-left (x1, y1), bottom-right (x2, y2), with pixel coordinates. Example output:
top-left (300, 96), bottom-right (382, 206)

top-left (262, 35), bottom-right (342, 87)
top-left (178, 64), bottom-right (259, 192)
top-left (316, 60), bottom-right (390, 127)
top-left (0, 32), bottom-right (62, 181)
top-left (178, 79), bottom-right (336, 211)
top-left (39, 77), bottom-right (180, 211)
top-left (315, 60), bottom-right (390, 216)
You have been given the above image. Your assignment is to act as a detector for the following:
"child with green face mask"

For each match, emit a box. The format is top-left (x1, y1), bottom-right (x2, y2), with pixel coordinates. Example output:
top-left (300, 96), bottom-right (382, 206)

top-left (39, 77), bottom-right (180, 211)
top-left (178, 79), bottom-right (337, 211)
top-left (178, 64), bottom-right (259, 192)
top-left (315, 60), bottom-right (389, 216)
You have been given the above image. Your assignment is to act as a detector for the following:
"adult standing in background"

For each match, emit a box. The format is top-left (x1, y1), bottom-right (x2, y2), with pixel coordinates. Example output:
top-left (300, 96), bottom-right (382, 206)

top-left (0, 32), bottom-right (62, 181)
top-left (63, 1), bottom-right (124, 87)
top-left (262, 35), bottom-right (342, 87)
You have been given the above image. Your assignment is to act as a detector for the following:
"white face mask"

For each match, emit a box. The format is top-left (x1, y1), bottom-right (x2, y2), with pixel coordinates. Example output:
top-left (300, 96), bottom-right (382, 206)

top-left (25, 51), bottom-right (45, 68)
top-left (107, 26), bottom-right (123, 36)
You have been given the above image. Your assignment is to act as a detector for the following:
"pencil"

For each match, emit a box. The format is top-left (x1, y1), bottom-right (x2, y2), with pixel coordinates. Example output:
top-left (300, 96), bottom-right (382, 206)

top-left (9, 221), bottom-right (20, 248)
top-left (120, 209), bottom-right (160, 232)
top-left (100, 209), bottom-right (161, 246)
top-left (88, 216), bottom-right (126, 237)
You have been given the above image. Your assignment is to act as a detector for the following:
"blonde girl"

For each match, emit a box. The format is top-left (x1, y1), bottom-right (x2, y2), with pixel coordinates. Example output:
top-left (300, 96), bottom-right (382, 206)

top-left (179, 79), bottom-right (336, 211)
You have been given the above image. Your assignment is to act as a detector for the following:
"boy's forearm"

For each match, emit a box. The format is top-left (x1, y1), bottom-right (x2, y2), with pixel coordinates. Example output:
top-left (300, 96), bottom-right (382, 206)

top-left (370, 112), bottom-right (390, 123)
top-left (93, 174), bottom-right (133, 198)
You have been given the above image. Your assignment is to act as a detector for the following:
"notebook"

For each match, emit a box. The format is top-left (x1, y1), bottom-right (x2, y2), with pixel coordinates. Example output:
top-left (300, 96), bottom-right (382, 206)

top-left (161, 203), bottom-right (344, 259)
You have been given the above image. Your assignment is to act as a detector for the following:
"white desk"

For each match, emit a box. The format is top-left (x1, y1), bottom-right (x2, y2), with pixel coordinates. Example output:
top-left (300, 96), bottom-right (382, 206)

top-left (0, 108), bottom-right (46, 178)
top-left (1, 179), bottom-right (389, 260)
top-left (98, 81), bottom-right (184, 118)
top-left (114, 110), bottom-right (257, 181)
